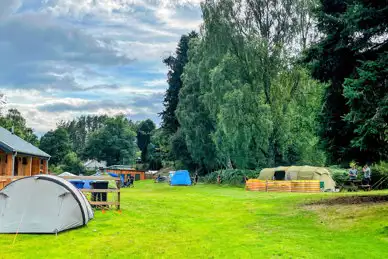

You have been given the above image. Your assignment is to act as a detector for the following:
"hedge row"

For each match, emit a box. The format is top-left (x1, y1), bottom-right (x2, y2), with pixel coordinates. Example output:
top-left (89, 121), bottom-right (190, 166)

top-left (203, 169), bottom-right (259, 186)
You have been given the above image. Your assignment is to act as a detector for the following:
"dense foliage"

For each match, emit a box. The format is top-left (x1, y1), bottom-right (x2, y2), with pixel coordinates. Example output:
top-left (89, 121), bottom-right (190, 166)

top-left (84, 116), bottom-right (137, 166)
top-left (167, 0), bottom-right (326, 173)
top-left (39, 128), bottom-right (72, 165)
top-left (136, 119), bottom-right (156, 163)
top-left (160, 31), bottom-right (199, 135)
top-left (0, 109), bottom-right (39, 145)
top-left (305, 0), bottom-right (388, 164)
top-left (203, 169), bottom-right (259, 186)
top-left (57, 115), bottom-right (108, 157)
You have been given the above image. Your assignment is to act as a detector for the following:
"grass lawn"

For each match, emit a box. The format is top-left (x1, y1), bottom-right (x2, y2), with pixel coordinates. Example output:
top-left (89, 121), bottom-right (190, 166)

top-left (1, 181), bottom-right (388, 259)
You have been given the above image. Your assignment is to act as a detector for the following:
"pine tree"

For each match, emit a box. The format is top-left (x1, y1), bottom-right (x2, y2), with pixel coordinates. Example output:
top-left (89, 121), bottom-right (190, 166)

top-left (305, 0), bottom-right (388, 164)
top-left (160, 31), bottom-right (198, 135)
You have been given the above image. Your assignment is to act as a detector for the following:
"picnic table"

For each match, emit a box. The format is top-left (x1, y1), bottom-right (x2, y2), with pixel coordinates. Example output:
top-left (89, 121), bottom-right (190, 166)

top-left (338, 180), bottom-right (371, 192)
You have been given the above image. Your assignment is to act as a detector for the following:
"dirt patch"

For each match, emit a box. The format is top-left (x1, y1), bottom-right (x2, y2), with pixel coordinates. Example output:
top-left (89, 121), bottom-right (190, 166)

top-left (309, 195), bottom-right (388, 205)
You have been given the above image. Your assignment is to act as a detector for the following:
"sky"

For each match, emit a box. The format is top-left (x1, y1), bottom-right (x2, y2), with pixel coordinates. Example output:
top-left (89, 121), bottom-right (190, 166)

top-left (0, 0), bottom-right (203, 135)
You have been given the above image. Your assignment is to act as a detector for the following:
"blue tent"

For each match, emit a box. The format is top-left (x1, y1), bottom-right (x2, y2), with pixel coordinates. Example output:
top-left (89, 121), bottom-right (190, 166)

top-left (170, 170), bottom-right (191, 186)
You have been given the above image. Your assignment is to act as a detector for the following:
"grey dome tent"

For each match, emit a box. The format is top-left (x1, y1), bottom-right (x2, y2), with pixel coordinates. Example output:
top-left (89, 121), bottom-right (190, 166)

top-left (0, 175), bottom-right (94, 234)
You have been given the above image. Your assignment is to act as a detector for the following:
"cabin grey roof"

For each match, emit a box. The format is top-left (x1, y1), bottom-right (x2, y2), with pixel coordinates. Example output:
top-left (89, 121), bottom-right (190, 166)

top-left (105, 165), bottom-right (133, 170)
top-left (0, 127), bottom-right (50, 158)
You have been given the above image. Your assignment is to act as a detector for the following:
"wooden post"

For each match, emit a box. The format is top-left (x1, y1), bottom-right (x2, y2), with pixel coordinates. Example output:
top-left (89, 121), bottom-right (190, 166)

top-left (6, 154), bottom-right (13, 176)
top-left (6, 154), bottom-right (13, 186)
top-left (117, 190), bottom-right (121, 210)
top-left (28, 157), bottom-right (32, 176)
top-left (42, 159), bottom-right (48, 174)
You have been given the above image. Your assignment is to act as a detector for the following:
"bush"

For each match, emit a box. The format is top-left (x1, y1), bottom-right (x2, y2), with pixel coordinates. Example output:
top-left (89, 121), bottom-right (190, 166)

top-left (203, 169), bottom-right (259, 186)
top-left (328, 166), bottom-right (349, 186)
top-left (371, 161), bottom-right (388, 189)
top-left (49, 164), bottom-right (62, 175)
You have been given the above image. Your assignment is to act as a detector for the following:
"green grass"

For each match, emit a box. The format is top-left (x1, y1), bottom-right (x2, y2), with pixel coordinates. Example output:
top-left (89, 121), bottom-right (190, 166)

top-left (1, 181), bottom-right (388, 259)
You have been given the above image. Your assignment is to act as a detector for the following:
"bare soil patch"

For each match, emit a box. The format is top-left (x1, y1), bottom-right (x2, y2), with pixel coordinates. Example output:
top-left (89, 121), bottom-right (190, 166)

top-left (309, 195), bottom-right (388, 205)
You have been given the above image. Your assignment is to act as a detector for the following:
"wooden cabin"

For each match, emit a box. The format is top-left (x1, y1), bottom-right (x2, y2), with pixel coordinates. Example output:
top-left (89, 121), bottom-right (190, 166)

top-left (0, 126), bottom-right (50, 189)
top-left (104, 165), bottom-right (145, 182)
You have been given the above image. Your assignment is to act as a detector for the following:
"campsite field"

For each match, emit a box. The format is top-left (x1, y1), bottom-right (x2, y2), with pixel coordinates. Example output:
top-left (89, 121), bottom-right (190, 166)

top-left (1, 181), bottom-right (388, 259)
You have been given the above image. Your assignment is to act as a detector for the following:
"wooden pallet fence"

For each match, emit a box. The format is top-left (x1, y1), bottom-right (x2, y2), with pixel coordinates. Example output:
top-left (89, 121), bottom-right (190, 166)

top-left (267, 181), bottom-right (292, 192)
top-left (80, 189), bottom-right (121, 210)
top-left (60, 176), bottom-right (121, 210)
top-left (302, 180), bottom-right (321, 193)
top-left (246, 180), bottom-right (320, 193)
top-left (246, 179), bottom-right (266, 191)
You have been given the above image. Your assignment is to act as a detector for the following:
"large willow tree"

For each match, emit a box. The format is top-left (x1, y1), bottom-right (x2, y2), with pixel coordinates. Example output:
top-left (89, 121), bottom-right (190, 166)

top-left (177, 0), bottom-right (325, 171)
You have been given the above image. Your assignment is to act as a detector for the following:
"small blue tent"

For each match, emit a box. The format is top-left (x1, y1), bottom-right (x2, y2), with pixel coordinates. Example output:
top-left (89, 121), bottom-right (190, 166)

top-left (170, 170), bottom-right (191, 186)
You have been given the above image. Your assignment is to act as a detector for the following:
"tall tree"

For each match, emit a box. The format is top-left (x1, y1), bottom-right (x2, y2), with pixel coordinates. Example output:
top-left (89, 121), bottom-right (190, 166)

top-left (136, 119), bottom-right (156, 162)
top-left (0, 109), bottom-right (38, 145)
top-left (58, 115), bottom-right (108, 156)
top-left (160, 31), bottom-right (199, 135)
top-left (39, 128), bottom-right (72, 165)
top-left (177, 38), bottom-right (219, 172)
top-left (305, 0), bottom-right (388, 164)
top-left (84, 116), bottom-right (137, 166)
top-left (183, 0), bottom-right (326, 169)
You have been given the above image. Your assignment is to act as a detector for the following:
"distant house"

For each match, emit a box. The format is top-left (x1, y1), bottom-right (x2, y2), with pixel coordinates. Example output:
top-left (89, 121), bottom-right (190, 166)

top-left (84, 159), bottom-right (107, 171)
top-left (0, 126), bottom-right (50, 178)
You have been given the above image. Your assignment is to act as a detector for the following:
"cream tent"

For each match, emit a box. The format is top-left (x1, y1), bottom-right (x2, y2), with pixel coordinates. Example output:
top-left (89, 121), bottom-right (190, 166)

top-left (0, 175), bottom-right (93, 234)
top-left (258, 166), bottom-right (336, 191)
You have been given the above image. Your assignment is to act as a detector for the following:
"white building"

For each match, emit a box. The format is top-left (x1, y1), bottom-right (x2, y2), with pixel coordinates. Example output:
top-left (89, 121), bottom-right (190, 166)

top-left (83, 160), bottom-right (107, 171)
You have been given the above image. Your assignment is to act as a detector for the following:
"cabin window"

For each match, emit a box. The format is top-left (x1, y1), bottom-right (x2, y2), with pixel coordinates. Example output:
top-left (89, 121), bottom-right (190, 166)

top-left (40, 160), bottom-right (44, 165)
top-left (22, 157), bottom-right (28, 165)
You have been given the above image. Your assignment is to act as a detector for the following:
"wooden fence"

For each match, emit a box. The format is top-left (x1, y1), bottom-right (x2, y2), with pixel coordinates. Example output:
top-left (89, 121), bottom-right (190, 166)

top-left (246, 180), bottom-right (321, 193)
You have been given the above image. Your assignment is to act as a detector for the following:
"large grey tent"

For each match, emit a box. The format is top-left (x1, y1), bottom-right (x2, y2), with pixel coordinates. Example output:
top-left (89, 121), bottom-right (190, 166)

top-left (258, 166), bottom-right (336, 191)
top-left (0, 175), bottom-right (93, 233)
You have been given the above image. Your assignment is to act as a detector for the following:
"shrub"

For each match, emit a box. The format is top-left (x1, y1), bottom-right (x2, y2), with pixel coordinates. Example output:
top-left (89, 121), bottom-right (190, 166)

top-left (328, 166), bottom-right (349, 186)
top-left (371, 161), bottom-right (388, 189)
top-left (49, 165), bottom-right (62, 175)
top-left (203, 169), bottom-right (259, 186)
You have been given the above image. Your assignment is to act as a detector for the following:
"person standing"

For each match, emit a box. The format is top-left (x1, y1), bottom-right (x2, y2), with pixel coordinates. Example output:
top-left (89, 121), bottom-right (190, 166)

top-left (217, 174), bottom-right (221, 185)
top-left (130, 174), bottom-right (135, 187)
top-left (194, 173), bottom-right (199, 185)
top-left (348, 165), bottom-right (358, 181)
top-left (363, 164), bottom-right (372, 185)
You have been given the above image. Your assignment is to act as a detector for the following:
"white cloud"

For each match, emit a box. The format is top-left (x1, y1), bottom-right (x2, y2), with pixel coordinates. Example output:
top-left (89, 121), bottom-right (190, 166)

top-left (0, 0), bottom-right (21, 19)
top-left (0, 0), bottom-right (202, 133)
top-left (154, 5), bottom-right (202, 30)
top-left (143, 79), bottom-right (167, 87)
top-left (116, 40), bottom-right (177, 60)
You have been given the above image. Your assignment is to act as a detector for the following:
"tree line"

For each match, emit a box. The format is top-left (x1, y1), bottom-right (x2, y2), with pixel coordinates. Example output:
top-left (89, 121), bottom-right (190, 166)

top-left (158, 0), bottom-right (387, 174)
top-left (39, 115), bottom-right (161, 173)
top-left (0, 109), bottom-right (160, 174)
